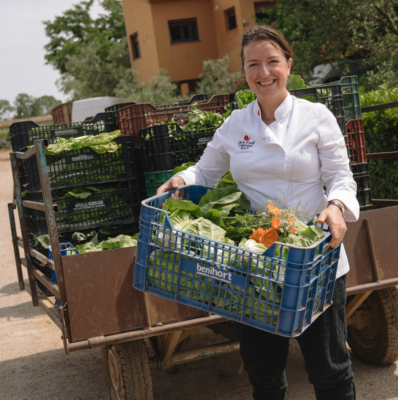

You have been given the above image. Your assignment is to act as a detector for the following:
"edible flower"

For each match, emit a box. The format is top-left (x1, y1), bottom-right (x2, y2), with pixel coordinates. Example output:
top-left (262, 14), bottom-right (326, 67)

top-left (249, 227), bottom-right (266, 242)
top-left (258, 227), bottom-right (279, 247)
top-left (271, 217), bottom-right (280, 229)
top-left (268, 204), bottom-right (281, 216)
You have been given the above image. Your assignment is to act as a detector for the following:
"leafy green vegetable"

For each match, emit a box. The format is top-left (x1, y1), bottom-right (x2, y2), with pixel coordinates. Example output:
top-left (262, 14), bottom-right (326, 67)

top-left (182, 103), bottom-right (224, 131)
top-left (76, 234), bottom-right (137, 253)
top-left (172, 162), bottom-right (196, 176)
top-left (214, 170), bottom-right (235, 188)
top-left (204, 209), bottom-right (225, 228)
top-left (37, 235), bottom-right (51, 249)
top-left (199, 186), bottom-right (248, 216)
top-left (72, 232), bottom-right (87, 242)
top-left (286, 75), bottom-right (309, 90)
top-left (75, 242), bottom-right (102, 253)
top-left (101, 235), bottom-right (137, 249)
top-left (44, 130), bottom-right (121, 156)
top-left (235, 90), bottom-right (256, 109)
top-left (168, 200), bottom-right (202, 217)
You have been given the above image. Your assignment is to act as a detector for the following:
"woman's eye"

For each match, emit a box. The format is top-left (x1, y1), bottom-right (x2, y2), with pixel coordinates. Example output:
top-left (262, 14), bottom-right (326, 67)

top-left (249, 63), bottom-right (257, 67)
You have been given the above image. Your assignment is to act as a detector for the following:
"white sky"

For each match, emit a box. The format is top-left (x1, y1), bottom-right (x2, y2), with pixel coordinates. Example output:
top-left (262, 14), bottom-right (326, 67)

top-left (0, 0), bottom-right (104, 105)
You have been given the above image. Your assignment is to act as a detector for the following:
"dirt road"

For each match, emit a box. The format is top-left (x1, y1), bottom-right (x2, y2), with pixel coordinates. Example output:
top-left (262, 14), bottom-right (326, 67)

top-left (1, 151), bottom-right (398, 400)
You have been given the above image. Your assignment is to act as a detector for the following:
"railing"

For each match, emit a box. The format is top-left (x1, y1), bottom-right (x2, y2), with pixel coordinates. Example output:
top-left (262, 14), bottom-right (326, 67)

top-left (361, 102), bottom-right (398, 207)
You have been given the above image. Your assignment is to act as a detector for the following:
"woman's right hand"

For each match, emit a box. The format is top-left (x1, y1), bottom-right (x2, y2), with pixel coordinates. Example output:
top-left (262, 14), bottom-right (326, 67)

top-left (157, 176), bottom-right (185, 195)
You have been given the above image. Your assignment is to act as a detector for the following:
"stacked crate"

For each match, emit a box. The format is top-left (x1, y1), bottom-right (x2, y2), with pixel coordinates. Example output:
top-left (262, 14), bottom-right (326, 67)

top-left (11, 112), bottom-right (141, 238)
top-left (116, 94), bottom-right (229, 199)
top-left (139, 123), bottom-right (216, 197)
top-left (304, 77), bottom-right (371, 212)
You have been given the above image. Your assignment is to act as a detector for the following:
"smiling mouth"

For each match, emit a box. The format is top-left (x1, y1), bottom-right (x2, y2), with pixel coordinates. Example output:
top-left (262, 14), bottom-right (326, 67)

top-left (257, 80), bottom-right (276, 87)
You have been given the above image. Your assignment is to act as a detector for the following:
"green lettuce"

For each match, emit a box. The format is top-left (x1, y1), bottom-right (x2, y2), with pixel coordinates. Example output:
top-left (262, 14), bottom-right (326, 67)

top-left (45, 130), bottom-right (121, 156)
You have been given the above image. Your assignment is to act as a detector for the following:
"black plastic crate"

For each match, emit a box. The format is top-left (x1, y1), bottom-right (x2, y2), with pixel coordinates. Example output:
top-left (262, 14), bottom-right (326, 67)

top-left (32, 256), bottom-right (54, 296)
top-left (10, 112), bottom-right (117, 151)
top-left (290, 85), bottom-right (346, 135)
top-left (134, 148), bottom-right (148, 201)
top-left (158, 94), bottom-right (208, 108)
top-left (354, 174), bottom-right (371, 192)
top-left (351, 163), bottom-right (368, 175)
top-left (105, 102), bottom-right (136, 126)
top-left (357, 189), bottom-right (372, 206)
top-left (24, 180), bottom-right (141, 235)
top-left (24, 136), bottom-right (136, 192)
top-left (139, 123), bottom-right (215, 173)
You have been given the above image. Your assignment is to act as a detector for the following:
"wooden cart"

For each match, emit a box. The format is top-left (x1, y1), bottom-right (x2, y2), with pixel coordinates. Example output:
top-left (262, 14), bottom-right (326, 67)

top-left (8, 98), bottom-right (398, 397)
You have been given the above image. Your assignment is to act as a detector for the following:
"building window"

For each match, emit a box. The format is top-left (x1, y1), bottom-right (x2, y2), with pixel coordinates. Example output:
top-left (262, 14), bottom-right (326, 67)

top-left (225, 8), bottom-right (237, 31)
top-left (254, 2), bottom-right (274, 22)
top-left (168, 19), bottom-right (199, 43)
top-left (130, 33), bottom-right (141, 59)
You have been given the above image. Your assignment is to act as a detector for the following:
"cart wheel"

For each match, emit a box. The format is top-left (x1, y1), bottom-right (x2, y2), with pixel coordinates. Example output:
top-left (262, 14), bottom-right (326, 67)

top-left (102, 340), bottom-right (154, 399)
top-left (347, 286), bottom-right (398, 365)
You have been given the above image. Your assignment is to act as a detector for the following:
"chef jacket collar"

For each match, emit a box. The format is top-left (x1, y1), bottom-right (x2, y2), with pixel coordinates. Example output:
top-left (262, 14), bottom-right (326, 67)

top-left (254, 91), bottom-right (293, 122)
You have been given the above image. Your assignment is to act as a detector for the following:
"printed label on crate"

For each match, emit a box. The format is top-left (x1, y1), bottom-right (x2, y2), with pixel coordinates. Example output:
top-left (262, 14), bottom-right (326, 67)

top-left (181, 258), bottom-right (247, 287)
top-left (51, 127), bottom-right (83, 139)
top-left (172, 113), bottom-right (188, 119)
top-left (193, 136), bottom-right (213, 147)
top-left (67, 198), bottom-right (111, 213)
top-left (65, 152), bottom-right (100, 164)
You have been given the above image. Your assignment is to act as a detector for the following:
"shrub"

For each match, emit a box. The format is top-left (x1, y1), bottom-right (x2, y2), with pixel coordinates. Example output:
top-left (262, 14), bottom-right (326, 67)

top-left (196, 56), bottom-right (248, 97)
top-left (360, 85), bottom-right (398, 200)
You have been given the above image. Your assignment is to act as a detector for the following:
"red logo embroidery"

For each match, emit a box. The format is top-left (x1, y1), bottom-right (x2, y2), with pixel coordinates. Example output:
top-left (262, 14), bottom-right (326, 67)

top-left (258, 110), bottom-right (260, 116)
top-left (244, 135), bottom-right (250, 141)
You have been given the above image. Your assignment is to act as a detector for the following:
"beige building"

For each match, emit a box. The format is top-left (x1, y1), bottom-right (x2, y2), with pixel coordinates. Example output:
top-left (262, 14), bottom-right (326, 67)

top-left (122, 0), bottom-right (275, 93)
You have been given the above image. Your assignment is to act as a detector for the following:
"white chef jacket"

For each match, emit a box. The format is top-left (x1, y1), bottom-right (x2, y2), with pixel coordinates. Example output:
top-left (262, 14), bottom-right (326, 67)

top-left (176, 93), bottom-right (360, 279)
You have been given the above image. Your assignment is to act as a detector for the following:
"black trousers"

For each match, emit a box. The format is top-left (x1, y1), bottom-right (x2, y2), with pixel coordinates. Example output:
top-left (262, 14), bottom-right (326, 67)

top-left (234, 275), bottom-right (355, 400)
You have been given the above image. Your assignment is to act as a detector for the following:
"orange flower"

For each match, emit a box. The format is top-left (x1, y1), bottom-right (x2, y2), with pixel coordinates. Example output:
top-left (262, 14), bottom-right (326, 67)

top-left (249, 227), bottom-right (266, 242)
top-left (271, 217), bottom-right (280, 230)
top-left (259, 228), bottom-right (279, 247)
top-left (267, 204), bottom-right (281, 216)
top-left (290, 226), bottom-right (297, 235)
top-left (287, 217), bottom-right (294, 224)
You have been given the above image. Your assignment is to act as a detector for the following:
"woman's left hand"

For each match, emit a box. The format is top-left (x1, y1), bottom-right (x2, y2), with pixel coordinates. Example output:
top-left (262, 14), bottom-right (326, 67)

top-left (317, 203), bottom-right (347, 248)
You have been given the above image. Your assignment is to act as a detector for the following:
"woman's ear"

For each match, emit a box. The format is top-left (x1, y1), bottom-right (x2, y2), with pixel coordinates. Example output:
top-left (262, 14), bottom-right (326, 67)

top-left (287, 58), bottom-right (293, 75)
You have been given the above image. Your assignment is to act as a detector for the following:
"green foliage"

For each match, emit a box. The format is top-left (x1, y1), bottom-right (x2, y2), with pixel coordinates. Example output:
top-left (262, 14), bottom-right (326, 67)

top-left (13, 94), bottom-right (61, 119)
top-left (0, 100), bottom-right (14, 121)
top-left (115, 69), bottom-right (178, 105)
top-left (196, 56), bottom-right (248, 97)
top-left (44, 130), bottom-right (121, 156)
top-left (235, 89), bottom-right (256, 109)
top-left (0, 129), bottom-right (11, 150)
top-left (286, 75), bottom-right (309, 90)
top-left (272, 0), bottom-right (398, 88)
top-left (360, 86), bottom-right (398, 200)
top-left (44, 0), bottom-right (126, 74)
top-left (182, 104), bottom-right (224, 131)
top-left (57, 39), bottom-right (132, 100)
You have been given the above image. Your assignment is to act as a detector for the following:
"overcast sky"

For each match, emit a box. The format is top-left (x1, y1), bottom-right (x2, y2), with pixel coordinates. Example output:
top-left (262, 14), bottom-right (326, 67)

top-left (0, 0), bottom-right (104, 105)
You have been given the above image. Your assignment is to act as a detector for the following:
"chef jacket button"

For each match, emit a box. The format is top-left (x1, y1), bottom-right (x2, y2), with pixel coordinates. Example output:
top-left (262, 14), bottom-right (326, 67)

top-left (263, 138), bottom-right (265, 141)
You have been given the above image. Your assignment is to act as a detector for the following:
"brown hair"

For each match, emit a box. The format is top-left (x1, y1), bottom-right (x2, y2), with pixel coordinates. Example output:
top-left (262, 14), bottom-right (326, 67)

top-left (240, 25), bottom-right (293, 68)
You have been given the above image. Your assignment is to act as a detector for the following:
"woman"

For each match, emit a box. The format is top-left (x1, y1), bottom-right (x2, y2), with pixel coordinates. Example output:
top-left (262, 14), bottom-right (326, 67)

top-left (158, 25), bottom-right (359, 400)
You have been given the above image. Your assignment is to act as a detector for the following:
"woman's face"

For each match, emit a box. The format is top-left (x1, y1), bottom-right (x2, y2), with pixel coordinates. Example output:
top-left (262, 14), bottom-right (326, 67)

top-left (242, 41), bottom-right (292, 103)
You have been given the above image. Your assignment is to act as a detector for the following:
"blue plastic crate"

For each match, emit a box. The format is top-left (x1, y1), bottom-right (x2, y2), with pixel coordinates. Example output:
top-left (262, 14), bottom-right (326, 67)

top-left (135, 185), bottom-right (341, 337)
top-left (48, 243), bottom-right (80, 306)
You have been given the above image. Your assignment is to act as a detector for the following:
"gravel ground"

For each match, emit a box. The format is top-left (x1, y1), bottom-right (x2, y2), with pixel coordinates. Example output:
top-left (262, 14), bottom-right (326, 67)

top-left (1, 151), bottom-right (398, 400)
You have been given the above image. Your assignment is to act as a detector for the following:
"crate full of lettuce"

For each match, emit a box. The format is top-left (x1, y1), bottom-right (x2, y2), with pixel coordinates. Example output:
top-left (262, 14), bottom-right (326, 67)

top-left (134, 185), bottom-right (341, 337)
